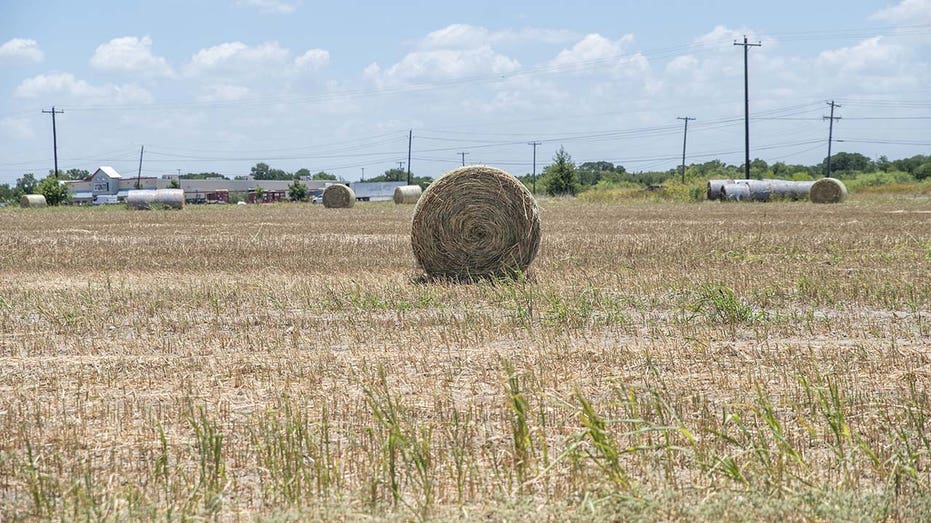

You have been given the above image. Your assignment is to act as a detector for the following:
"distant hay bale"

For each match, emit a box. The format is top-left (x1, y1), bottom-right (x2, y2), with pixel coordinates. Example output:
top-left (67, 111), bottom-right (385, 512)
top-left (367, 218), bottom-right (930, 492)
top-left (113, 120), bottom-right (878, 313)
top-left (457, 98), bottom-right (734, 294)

top-left (393, 185), bottom-right (422, 204)
top-left (721, 183), bottom-right (751, 201)
top-left (707, 180), bottom-right (730, 200)
top-left (810, 177), bottom-right (847, 204)
top-left (127, 189), bottom-right (185, 210)
top-left (322, 184), bottom-right (355, 208)
top-left (411, 165), bottom-right (541, 280)
top-left (20, 194), bottom-right (47, 208)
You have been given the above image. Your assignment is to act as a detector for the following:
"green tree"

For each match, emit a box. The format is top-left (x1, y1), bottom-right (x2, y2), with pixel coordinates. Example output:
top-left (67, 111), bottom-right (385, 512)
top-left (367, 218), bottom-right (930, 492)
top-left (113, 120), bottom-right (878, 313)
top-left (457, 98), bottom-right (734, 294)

top-left (915, 162), bottom-right (931, 181)
top-left (542, 147), bottom-right (580, 196)
top-left (16, 173), bottom-right (37, 194)
top-left (35, 175), bottom-right (70, 206)
top-left (312, 171), bottom-right (337, 180)
top-left (61, 168), bottom-right (90, 180)
top-left (180, 172), bottom-right (228, 180)
top-left (167, 178), bottom-right (181, 189)
top-left (0, 183), bottom-right (16, 203)
top-left (822, 152), bottom-right (873, 176)
top-left (288, 179), bottom-right (308, 201)
top-left (250, 162), bottom-right (270, 179)
top-left (267, 168), bottom-right (291, 180)
top-left (294, 168), bottom-right (311, 179)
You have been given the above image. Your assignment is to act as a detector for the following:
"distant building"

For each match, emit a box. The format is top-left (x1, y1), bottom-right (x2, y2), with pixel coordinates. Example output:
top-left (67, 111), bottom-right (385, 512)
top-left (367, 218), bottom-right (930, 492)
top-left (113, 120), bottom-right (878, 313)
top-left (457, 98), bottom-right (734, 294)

top-left (65, 167), bottom-right (334, 204)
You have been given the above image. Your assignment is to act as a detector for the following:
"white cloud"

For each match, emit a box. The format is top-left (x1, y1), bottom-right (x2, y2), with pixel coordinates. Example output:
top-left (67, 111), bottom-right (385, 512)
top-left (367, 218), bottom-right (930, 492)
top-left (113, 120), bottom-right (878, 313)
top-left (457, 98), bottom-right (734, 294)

top-left (550, 34), bottom-right (648, 77)
top-left (14, 72), bottom-right (153, 105)
top-left (198, 84), bottom-right (252, 102)
top-left (367, 24), bottom-right (543, 86)
top-left (234, 0), bottom-right (299, 14)
top-left (0, 117), bottom-right (35, 140)
top-left (817, 36), bottom-right (908, 74)
top-left (185, 41), bottom-right (290, 76)
top-left (420, 24), bottom-right (577, 50)
top-left (295, 49), bottom-right (329, 70)
top-left (871, 0), bottom-right (931, 25)
top-left (372, 46), bottom-right (520, 85)
top-left (0, 38), bottom-right (43, 65)
top-left (90, 36), bottom-right (173, 77)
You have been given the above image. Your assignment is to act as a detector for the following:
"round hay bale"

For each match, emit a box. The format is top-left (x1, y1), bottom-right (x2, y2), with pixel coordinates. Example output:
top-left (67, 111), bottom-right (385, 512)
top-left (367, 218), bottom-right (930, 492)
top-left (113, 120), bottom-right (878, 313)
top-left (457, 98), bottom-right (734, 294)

top-left (707, 179), bottom-right (730, 200)
top-left (20, 194), bottom-right (47, 208)
top-left (393, 185), bottom-right (422, 204)
top-left (127, 189), bottom-right (185, 210)
top-left (411, 165), bottom-right (541, 280)
top-left (810, 177), bottom-right (847, 204)
top-left (322, 184), bottom-right (355, 208)
top-left (721, 183), bottom-right (751, 201)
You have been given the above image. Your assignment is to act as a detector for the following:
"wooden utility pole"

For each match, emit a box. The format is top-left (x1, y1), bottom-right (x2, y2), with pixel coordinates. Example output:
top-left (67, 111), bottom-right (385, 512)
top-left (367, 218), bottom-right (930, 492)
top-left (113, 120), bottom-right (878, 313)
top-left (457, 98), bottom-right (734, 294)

top-left (824, 100), bottom-right (841, 178)
top-left (677, 117), bottom-right (695, 183)
top-left (458, 152), bottom-right (469, 166)
top-left (528, 141), bottom-right (541, 195)
top-left (734, 36), bottom-right (761, 180)
top-left (42, 106), bottom-right (64, 178)
top-left (406, 129), bottom-right (412, 185)
top-left (136, 145), bottom-right (144, 189)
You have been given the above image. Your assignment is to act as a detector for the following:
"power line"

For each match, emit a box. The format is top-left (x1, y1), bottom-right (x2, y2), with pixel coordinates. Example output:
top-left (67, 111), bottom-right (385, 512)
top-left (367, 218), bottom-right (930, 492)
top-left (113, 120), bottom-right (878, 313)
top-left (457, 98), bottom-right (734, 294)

top-left (458, 152), bottom-right (469, 166)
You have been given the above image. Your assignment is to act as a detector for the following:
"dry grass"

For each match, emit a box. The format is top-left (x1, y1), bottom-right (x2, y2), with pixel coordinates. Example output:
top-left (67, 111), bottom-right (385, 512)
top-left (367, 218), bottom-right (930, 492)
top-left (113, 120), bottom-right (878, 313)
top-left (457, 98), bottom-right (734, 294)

top-left (1, 198), bottom-right (930, 521)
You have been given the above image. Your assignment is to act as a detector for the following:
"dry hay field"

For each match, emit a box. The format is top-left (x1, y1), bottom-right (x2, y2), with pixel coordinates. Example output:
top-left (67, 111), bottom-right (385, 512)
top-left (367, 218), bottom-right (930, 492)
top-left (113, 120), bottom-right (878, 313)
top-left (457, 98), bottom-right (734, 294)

top-left (1, 198), bottom-right (930, 521)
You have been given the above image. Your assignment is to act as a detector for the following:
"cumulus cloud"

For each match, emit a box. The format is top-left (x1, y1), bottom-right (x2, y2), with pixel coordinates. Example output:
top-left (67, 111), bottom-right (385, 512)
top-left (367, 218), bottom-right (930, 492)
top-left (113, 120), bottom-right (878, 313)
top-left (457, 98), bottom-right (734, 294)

top-left (0, 117), bottom-right (35, 140)
top-left (185, 41), bottom-right (290, 75)
top-left (234, 0), bottom-right (299, 14)
top-left (370, 46), bottom-right (520, 85)
top-left (0, 38), bottom-right (43, 65)
top-left (550, 34), bottom-right (649, 77)
top-left (871, 0), bottom-right (931, 25)
top-left (420, 24), bottom-right (577, 50)
top-left (90, 36), bottom-right (173, 76)
top-left (367, 24), bottom-right (546, 86)
top-left (295, 49), bottom-right (329, 70)
top-left (817, 36), bottom-right (908, 74)
top-left (14, 72), bottom-right (153, 105)
top-left (198, 84), bottom-right (252, 102)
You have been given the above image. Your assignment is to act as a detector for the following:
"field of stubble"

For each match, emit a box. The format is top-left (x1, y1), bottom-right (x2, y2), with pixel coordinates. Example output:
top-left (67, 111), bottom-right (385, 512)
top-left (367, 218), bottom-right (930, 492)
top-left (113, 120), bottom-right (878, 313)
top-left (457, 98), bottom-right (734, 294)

top-left (1, 198), bottom-right (930, 521)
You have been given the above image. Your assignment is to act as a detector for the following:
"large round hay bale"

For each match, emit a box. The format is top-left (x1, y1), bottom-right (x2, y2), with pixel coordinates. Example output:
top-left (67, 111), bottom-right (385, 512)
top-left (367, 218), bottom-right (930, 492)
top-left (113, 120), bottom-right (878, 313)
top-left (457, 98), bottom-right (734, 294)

top-left (127, 189), bottom-right (184, 210)
top-left (707, 180), bottom-right (730, 200)
top-left (393, 185), bottom-right (422, 204)
top-left (721, 183), bottom-right (751, 201)
top-left (322, 184), bottom-right (355, 208)
top-left (20, 194), bottom-right (47, 208)
top-left (810, 177), bottom-right (847, 204)
top-left (411, 165), bottom-right (541, 279)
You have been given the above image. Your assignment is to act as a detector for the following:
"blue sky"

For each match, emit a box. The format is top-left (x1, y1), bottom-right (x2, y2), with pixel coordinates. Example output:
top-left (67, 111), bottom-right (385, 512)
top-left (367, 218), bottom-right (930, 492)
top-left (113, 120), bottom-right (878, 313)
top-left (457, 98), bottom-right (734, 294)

top-left (1, 0), bottom-right (929, 184)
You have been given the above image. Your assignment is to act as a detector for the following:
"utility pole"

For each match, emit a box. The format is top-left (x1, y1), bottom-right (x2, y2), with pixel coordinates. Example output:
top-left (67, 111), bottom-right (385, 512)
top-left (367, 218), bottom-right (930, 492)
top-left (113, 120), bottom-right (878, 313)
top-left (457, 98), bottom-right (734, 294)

top-left (361, 167), bottom-right (365, 181)
top-left (458, 152), bottom-right (469, 166)
top-left (136, 145), bottom-right (144, 189)
top-left (406, 129), bottom-right (412, 185)
top-left (398, 161), bottom-right (405, 181)
top-left (42, 106), bottom-right (64, 179)
top-left (823, 100), bottom-right (841, 178)
top-left (677, 117), bottom-right (696, 183)
top-left (734, 35), bottom-right (761, 180)
top-left (528, 141), bottom-right (541, 195)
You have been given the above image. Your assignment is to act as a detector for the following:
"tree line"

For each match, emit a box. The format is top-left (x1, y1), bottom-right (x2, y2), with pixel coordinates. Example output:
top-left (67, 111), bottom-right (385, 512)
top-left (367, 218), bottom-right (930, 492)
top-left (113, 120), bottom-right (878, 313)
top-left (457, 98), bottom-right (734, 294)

top-left (2, 152), bottom-right (929, 204)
